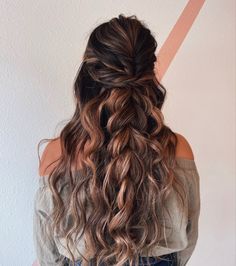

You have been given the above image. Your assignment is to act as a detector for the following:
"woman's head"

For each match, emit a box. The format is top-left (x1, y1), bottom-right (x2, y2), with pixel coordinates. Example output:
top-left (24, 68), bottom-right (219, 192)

top-left (74, 14), bottom-right (165, 109)
top-left (38, 14), bottom-right (187, 266)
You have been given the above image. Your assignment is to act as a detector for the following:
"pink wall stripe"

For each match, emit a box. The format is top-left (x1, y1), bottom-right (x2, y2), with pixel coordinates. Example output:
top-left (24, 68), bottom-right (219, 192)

top-left (156, 0), bottom-right (206, 81)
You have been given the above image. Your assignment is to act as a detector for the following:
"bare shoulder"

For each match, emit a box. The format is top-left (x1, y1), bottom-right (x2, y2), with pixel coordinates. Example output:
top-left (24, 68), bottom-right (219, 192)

top-left (173, 132), bottom-right (194, 160)
top-left (38, 137), bottom-right (62, 177)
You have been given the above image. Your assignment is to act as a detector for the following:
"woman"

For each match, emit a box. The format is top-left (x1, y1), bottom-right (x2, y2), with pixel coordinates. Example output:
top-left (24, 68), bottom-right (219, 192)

top-left (33, 14), bottom-right (200, 266)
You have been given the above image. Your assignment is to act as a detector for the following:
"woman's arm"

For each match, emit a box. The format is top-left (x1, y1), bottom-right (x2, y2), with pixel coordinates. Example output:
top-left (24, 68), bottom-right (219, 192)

top-left (33, 182), bottom-right (65, 266)
top-left (176, 162), bottom-right (201, 265)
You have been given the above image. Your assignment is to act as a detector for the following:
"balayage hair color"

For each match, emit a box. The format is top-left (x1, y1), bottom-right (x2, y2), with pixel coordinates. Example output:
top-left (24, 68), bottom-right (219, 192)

top-left (38, 14), bottom-right (188, 266)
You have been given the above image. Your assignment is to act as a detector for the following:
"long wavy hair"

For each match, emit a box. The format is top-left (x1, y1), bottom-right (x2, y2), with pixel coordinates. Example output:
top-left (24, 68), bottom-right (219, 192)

top-left (37, 14), bottom-right (188, 266)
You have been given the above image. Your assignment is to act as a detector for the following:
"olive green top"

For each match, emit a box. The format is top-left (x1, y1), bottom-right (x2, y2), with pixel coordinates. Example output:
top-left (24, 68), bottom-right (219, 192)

top-left (33, 157), bottom-right (201, 266)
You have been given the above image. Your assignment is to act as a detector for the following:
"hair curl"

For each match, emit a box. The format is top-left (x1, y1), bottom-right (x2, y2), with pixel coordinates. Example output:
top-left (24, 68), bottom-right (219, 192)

top-left (37, 14), bottom-right (188, 266)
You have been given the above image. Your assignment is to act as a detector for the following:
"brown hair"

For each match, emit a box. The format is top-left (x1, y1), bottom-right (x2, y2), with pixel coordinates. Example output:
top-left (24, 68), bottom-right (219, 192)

top-left (37, 14), bottom-right (187, 266)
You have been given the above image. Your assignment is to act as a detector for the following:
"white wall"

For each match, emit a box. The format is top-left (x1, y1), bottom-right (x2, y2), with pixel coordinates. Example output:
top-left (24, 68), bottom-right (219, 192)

top-left (0, 1), bottom-right (235, 265)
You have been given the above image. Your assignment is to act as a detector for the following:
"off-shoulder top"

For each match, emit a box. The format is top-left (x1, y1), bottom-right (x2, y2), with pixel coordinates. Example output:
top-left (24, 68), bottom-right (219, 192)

top-left (33, 157), bottom-right (201, 266)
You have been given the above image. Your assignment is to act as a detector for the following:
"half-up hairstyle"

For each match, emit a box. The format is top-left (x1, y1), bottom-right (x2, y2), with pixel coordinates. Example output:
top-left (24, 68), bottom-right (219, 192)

top-left (37, 14), bottom-right (188, 266)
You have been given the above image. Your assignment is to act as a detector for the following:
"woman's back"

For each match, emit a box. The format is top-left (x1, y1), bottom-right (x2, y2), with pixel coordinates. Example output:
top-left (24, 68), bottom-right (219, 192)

top-left (34, 132), bottom-right (200, 266)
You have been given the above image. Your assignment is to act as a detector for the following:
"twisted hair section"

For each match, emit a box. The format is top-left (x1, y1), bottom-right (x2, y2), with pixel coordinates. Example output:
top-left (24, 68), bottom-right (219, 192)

top-left (37, 14), bottom-right (187, 266)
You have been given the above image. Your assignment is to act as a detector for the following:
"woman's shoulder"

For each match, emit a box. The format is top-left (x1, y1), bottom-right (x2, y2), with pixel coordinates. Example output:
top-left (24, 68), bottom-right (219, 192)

top-left (171, 131), bottom-right (198, 171)
top-left (173, 132), bottom-right (195, 161)
top-left (38, 137), bottom-right (62, 177)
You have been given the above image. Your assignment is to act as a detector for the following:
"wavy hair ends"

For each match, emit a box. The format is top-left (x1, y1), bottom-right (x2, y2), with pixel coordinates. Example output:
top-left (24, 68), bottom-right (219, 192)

top-left (37, 14), bottom-right (188, 266)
